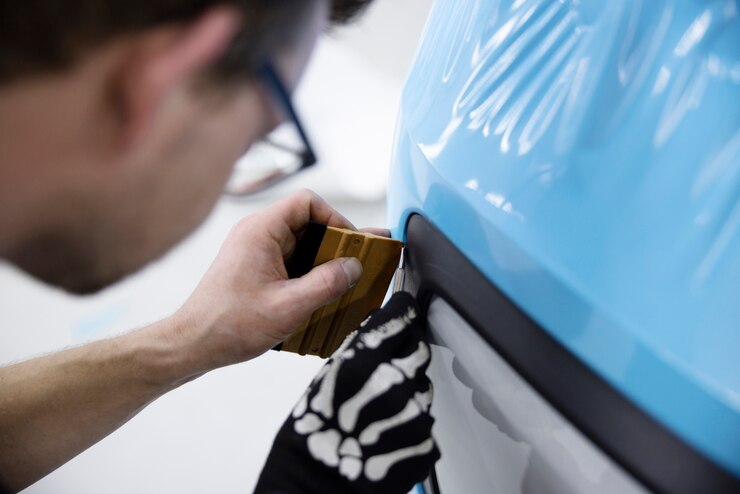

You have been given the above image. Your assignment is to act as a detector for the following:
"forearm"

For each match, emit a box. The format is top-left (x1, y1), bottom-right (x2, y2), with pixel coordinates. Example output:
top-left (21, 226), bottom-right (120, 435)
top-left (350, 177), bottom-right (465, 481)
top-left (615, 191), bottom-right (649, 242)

top-left (0, 191), bottom-right (366, 492)
top-left (0, 315), bottom-right (197, 492)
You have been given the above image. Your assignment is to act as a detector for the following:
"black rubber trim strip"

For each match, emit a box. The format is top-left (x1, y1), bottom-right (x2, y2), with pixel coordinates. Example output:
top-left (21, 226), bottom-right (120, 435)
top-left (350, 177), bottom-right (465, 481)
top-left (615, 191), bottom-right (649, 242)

top-left (402, 214), bottom-right (740, 494)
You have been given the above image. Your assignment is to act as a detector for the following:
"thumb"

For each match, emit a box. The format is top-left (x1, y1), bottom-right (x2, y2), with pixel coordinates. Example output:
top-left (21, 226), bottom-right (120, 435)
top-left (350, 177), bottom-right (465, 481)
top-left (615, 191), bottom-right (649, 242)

top-left (285, 257), bottom-right (363, 316)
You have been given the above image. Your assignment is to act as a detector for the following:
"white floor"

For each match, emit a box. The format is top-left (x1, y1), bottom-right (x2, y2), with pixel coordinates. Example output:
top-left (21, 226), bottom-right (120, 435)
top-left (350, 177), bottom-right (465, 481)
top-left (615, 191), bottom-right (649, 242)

top-left (0, 1), bottom-right (432, 492)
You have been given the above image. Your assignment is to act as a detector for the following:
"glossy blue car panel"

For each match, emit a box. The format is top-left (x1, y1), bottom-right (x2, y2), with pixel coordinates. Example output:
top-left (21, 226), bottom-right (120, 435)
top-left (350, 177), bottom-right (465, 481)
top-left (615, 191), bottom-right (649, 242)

top-left (387, 0), bottom-right (740, 477)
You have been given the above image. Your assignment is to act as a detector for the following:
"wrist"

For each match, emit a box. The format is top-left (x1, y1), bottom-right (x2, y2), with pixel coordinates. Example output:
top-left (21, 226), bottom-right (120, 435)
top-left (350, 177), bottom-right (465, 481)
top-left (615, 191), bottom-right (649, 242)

top-left (130, 313), bottom-right (212, 392)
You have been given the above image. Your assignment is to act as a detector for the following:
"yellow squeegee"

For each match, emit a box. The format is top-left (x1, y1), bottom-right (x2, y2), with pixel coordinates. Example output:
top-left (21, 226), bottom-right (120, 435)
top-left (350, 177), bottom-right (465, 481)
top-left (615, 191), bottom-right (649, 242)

top-left (276, 222), bottom-right (403, 358)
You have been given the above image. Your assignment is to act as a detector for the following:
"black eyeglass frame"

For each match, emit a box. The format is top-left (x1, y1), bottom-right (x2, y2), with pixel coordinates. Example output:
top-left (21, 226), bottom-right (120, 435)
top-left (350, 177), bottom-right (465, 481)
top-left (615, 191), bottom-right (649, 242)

top-left (224, 61), bottom-right (318, 197)
top-left (257, 61), bottom-right (317, 170)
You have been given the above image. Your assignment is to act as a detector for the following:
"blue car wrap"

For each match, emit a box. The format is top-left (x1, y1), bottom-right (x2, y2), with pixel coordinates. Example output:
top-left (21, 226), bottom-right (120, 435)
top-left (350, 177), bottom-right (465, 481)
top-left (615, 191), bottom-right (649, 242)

top-left (387, 0), bottom-right (739, 491)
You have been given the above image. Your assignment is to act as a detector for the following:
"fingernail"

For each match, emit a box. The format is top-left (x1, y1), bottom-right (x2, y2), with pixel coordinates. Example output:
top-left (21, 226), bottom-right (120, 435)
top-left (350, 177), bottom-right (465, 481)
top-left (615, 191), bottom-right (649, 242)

top-left (341, 258), bottom-right (363, 288)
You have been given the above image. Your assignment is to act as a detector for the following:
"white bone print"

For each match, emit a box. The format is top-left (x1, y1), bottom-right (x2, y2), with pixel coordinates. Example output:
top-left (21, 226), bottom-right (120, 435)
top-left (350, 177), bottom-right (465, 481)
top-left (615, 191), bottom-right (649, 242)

top-left (290, 307), bottom-right (434, 483)
top-left (359, 307), bottom-right (416, 349)
top-left (391, 341), bottom-right (430, 378)
top-left (338, 363), bottom-right (405, 432)
top-left (365, 438), bottom-right (435, 481)
top-left (359, 399), bottom-right (423, 446)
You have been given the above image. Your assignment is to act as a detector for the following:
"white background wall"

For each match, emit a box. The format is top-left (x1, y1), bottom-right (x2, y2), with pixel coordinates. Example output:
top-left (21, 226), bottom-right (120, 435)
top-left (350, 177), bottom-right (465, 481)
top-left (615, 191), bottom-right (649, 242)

top-left (0, 1), bottom-right (432, 492)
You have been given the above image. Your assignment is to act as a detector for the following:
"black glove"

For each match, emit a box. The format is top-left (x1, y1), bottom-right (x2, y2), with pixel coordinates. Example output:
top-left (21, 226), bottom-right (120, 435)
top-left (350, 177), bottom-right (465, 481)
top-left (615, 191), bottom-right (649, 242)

top-left (255, 292), bottom-right (439, 494)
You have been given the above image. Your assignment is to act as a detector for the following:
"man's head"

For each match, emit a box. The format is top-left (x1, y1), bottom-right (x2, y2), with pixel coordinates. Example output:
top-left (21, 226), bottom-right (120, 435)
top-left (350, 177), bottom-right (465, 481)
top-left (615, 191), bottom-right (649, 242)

top-left (0, 0), bottom-right (371, 294)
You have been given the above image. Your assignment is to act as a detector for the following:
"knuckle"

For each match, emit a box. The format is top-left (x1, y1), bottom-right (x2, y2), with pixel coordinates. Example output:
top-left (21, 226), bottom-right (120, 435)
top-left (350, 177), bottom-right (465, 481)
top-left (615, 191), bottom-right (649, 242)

top-left (293, 188), bottom-right (316, 205)
top-left (230, 216), bottom-right (255, 239)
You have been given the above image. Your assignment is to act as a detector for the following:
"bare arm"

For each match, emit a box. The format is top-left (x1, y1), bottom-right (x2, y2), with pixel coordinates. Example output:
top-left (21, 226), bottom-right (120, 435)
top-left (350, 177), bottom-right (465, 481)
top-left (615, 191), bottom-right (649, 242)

top-left (0, 319), bottom-right (192, 491)
top-left (0, 190), bottom-right (365, 492)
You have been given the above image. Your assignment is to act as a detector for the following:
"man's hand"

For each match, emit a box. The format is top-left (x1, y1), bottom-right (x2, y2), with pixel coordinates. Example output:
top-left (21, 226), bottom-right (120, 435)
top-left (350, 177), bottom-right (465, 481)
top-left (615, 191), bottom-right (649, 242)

top-left (172, 189), bottom-right (366, 375)
top-left (255, 292), bottom-right (440, 494)
top-left (0, 189), bottom-right (370, 492)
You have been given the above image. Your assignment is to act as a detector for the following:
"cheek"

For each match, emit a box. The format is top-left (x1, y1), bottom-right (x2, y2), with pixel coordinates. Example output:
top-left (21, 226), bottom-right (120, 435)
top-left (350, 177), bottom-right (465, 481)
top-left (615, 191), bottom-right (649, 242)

top-left (182, 91), bottom-right (264, 198)
top-left (128, 92), bottom-right (263, 262)
top-left (64, 91), bottom-right (266, 288)
top-left (214, 94), bottom-right (264, 176)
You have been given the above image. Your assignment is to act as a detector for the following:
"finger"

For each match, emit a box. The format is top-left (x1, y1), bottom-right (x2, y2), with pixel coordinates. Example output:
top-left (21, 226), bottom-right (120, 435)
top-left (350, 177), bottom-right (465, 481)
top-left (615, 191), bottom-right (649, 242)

top-left (332, 328), bottom-right (360, 358)
top-left (390, 340), bottom-right (431, 379)
top-left (364, 433), bottom-right (438, 485)
top-left (357, 380), bottom-right (433, 447)
top-left (351, 372), bottom-right (432, 437)
top-left (282, 257), bottom-right (363, 317)
top-left (353, 292), bottom-right (423, 358)
top-left (269, 189), bottom-right (357, 233)
top-left (362, 407), bottom-right (436, 461)
top-left (383, 435), bottom-right (440, 488)
top-left (335, 340), bottom-right (428, 435)
top-left (359, 227), bottom-right (391, 238)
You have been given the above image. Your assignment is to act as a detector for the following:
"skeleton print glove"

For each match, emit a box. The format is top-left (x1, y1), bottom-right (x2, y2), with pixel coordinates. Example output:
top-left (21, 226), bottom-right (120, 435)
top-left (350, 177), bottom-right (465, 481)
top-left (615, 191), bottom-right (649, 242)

top-left (255, 291), bottom-right (439, 494)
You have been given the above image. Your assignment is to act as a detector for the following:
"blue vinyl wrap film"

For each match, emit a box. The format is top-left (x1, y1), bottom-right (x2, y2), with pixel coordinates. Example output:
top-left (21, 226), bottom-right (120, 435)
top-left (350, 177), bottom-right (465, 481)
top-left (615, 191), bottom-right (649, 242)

top-left (387, 0), bottom-right (739, 478)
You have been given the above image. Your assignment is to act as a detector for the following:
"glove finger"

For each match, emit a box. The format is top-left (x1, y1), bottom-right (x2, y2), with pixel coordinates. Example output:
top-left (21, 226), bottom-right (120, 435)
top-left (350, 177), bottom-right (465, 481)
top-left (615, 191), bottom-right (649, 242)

top-left (333, 332), bottom-right (430, 403)
top-left (298, 325), bottom-right (430, 439)
top-left (332, 327), bottom-right (432, 431)
top-left (389, 337), bottom-right (432, 380)
top-left (381, 438), bottom-right (441, 490)
top-left (350, 376), bottom-right (434, 450)
top-left (366, 411), bottom-right (436, 456)
top-left (332, 348), bottom-right (434, 432)
top-left (350, 292), bottom-right (422, 359)
top-left (361, 419), bottom-right (440, 492)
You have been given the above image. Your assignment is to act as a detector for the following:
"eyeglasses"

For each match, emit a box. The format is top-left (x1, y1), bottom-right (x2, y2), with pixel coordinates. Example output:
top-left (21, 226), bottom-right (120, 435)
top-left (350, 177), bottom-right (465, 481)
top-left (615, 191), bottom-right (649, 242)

top-left (224, 62), bottom-right (317, 196)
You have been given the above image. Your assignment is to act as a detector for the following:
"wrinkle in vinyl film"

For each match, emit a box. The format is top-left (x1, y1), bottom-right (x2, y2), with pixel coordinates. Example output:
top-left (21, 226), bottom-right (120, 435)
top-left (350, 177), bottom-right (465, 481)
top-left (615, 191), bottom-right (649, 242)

top-left (416, 0), bottom-right (738, 159)
top-left (394, 0), bottom-right (740, 479)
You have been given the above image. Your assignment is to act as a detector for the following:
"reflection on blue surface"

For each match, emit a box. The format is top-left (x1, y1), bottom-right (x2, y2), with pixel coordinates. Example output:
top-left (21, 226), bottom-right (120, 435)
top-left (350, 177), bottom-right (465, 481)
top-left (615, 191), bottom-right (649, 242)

top-left (388, 0), bottom-right (739, 478)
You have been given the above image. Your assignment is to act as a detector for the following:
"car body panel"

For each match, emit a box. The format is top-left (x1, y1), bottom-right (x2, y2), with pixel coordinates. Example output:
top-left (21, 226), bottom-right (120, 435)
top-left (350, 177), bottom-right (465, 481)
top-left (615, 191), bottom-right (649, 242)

top-left (388, 0), bottom-right (740, 480)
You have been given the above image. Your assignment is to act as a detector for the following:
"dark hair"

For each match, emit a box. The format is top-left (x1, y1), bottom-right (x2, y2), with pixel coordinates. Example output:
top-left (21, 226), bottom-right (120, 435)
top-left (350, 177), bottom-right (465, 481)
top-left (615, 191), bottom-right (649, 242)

top-left (0, 0), bottom-right (372, 84)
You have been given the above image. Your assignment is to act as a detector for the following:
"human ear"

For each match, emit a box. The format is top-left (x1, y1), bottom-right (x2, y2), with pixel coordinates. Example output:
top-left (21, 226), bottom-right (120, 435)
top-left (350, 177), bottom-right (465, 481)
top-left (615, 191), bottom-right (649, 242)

top-left (114, 6), bottom-right (242, 150)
